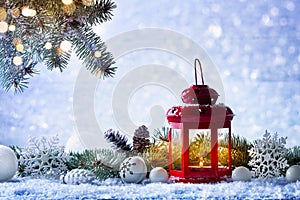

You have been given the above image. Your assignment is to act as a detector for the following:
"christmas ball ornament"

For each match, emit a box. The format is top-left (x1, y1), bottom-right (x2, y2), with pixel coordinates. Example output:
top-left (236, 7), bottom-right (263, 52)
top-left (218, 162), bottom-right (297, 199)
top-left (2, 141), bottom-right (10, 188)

top-left (82, 0), bottom-right (94, 6)
top-left (61, 169), bottom-right (96, 184)
top-left (10, 8), bottom-right (20, 18)
top-left (286, 165), bottom-right (300, 182)
top-left (13, 56), bottom-right (23, 66)
top-left (0, 7), bottom-right (7, 21)
top-left (0, 145), bottom-right (18, 182)
top-left (149, 167), bottom-right (168, 183)
top-left (0, 21), bottom-right (8, 33)
top-left (119, 156), bottom-right (147, 183)
top-left (232, 166), bottom-right (252, 181)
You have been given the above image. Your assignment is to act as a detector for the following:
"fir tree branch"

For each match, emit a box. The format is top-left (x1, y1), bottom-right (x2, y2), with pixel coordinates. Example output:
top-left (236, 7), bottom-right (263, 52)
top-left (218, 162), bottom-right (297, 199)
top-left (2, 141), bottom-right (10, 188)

top-left (0, 0), bottom-right (116, 92)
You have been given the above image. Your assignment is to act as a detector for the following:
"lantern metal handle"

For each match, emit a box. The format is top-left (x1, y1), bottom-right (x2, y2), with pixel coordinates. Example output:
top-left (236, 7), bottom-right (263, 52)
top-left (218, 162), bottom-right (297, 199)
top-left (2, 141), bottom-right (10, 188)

top-left (194, 58), bottom-right (205, 85)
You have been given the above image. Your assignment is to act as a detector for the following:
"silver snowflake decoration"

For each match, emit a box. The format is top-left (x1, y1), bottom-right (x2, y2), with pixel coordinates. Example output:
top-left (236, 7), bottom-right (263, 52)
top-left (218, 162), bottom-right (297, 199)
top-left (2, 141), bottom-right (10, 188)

top-left (248, 130), bottom-right (289, 179)
top-left (19, 135), bottom-right (69, 179)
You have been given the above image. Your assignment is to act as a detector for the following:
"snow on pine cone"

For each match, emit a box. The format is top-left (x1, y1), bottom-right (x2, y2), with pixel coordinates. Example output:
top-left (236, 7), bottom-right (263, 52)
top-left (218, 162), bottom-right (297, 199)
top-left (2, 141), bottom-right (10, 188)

top-left (61, 169), bottom-right (96, 185)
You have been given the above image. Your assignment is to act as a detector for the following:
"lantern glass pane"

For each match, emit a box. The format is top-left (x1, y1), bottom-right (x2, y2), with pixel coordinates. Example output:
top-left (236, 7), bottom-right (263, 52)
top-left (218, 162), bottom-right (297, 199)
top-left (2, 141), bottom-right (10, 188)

top-left (218, 128), bottom-right (229, 168)
top-left (171, 129), bottom-right (182, 170)
top-left (188, 129), bottom-right (211, 168)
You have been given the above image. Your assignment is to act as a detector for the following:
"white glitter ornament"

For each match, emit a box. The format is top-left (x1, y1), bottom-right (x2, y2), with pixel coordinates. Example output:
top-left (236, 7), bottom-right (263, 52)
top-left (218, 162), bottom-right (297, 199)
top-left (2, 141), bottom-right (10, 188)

top-left (286, 165), bottom-right (300, 182)
top-left (61, 169), bottom-right (96, 185)
top-left (149, 167), bottom-right (168, 183)
top-left (232, 166), bottom-right (252, 181)
top-left (0, 145), bottom-right (18, 182)
top-left (119, 156), bottom-right (147, 183)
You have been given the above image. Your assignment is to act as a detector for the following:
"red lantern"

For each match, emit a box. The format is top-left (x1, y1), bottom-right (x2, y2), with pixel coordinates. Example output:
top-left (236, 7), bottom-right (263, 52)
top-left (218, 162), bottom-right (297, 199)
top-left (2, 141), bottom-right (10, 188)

top-left (166, 59), bottom-right (234, 183)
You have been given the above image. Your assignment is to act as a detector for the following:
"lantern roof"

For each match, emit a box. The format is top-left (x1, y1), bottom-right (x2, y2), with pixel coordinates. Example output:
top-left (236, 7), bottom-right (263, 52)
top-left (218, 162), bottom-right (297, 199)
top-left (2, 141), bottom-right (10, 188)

top-left (181, 59), bottom-right (219, 105)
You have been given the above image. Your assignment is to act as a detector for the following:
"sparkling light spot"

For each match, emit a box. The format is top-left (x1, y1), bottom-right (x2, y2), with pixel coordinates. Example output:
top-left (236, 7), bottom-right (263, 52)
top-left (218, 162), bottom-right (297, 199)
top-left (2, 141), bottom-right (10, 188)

top-left (250, 71), bottom-right (258, 80)
top-left (60, 40), bottom-right (72, 52)
top-left (262, 14), bottom-right (272, 26)
top-left (286, 1), bottom-right (295, 11)
top-left (207, 25), bottom-right (222, 38)
top-left (270, 7), bottom-right (279, 16)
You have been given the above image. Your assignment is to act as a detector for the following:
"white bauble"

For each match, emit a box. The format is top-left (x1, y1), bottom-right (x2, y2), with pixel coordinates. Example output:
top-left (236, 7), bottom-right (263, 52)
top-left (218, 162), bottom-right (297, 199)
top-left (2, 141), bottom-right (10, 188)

top-left (286, 165), bottom-right (300, 182)
top-left (0, 145), bottom-right (18, 182)
top-left (119, 156), bottom-right (147, 183)
top-left (149, 167), bottom-right (168, 183)
top-left (232, 166), bottom-right (252, 181)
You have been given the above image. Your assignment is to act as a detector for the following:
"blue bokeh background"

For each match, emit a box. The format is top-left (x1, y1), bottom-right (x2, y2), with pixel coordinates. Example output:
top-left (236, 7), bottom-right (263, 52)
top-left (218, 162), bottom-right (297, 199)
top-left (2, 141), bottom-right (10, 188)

top-left (0, 0), bottom-right (299, 147)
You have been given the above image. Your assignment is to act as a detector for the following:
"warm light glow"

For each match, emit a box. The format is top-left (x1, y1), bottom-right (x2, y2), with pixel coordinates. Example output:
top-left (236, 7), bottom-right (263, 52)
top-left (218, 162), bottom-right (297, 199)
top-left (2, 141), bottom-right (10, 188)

top-left (22, 6), bottom-right (31, 17)
top-left (0, 7), bottom-right (7, 21)
top-left (10, 8), bottom-right (20, 18)
top-left (21, 6), bottom-right (36, 17)
top-left (16, 44), bottom-right (24, 52)
top-left (94, 51), bottom-right (101, 58)
top-left (0, 21), bottom-right (8, 33)
top-left (8, 24), bottom-right (16, 32)
top-left (199, 157), bottom-right (204, 168)
top-left (60, 40), bottom-right (72, 52)
top-left (62, 3), bottom-right (76, 15)
top-left (44, 42), bottom-right (52, 50)
top-left (62, 0), bottom-right (73, 5)
top-left (13, 56), bottom-right (23, 66)
top-left (30, 9), bottom-right (36, 17)
top-left (12, 38), bottom-right (22, 46)
top-left (82, 0), bottom-right (94, 6)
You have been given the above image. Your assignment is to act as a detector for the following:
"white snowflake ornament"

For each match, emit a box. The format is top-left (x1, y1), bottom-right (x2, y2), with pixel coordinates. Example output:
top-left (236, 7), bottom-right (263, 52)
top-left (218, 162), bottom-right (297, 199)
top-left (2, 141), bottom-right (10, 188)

top-left (248, 131), bottom-right (289, 179)
top-left (19, 135), bottom-right (69, 179)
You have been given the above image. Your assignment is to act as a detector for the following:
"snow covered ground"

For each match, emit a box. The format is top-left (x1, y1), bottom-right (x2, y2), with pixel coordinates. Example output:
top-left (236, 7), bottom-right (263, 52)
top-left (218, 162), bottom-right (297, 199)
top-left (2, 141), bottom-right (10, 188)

top-left (0, 177), bottom-right (299, 199)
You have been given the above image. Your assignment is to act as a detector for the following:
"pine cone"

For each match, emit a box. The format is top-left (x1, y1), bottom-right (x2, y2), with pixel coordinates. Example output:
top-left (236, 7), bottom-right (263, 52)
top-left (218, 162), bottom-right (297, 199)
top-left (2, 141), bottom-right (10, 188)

top-left (133, 125), bottom-right (150, 154)
top-left (61, 169), bottom-right (96, 185)
top-left (104, 129), bottom-right (132, 152)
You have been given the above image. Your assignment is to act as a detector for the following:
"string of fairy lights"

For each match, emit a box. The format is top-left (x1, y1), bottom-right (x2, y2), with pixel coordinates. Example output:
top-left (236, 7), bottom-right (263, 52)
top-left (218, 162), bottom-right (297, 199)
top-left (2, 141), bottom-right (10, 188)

top-left (0, 0), bottom-right (102, 67)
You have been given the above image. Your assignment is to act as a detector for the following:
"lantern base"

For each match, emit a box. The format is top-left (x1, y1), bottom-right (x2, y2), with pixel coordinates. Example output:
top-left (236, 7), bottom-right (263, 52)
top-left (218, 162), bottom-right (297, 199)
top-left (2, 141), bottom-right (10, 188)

top-left (169, 175), bottom-right (231, 184)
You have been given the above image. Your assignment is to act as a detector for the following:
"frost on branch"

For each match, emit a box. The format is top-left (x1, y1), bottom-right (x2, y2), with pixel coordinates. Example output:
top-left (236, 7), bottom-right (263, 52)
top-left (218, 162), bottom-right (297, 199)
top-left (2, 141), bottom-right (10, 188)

top-left (19, 135), bottom-right (69, 179)
top-left (248, 130), bottom-right (289, 179)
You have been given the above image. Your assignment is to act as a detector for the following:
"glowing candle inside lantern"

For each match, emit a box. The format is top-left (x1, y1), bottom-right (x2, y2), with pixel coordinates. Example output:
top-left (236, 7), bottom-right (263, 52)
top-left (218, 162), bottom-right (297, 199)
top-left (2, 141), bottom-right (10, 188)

top-left (199, 157), bottom-right (204, 168)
